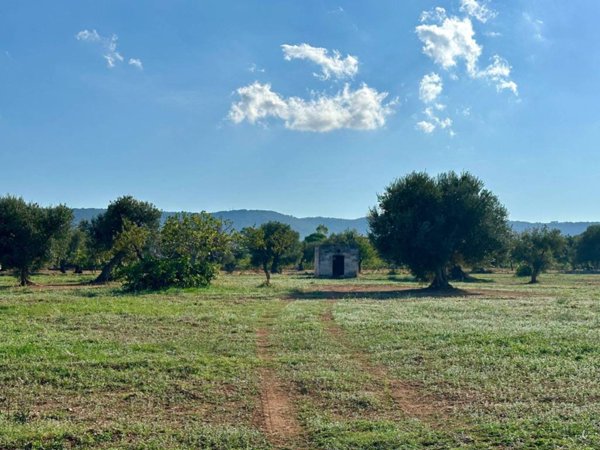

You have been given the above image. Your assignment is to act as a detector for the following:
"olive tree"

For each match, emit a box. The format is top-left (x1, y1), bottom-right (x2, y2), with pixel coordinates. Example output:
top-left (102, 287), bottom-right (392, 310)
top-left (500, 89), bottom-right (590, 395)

top-left (0, 196), bottom-right (72, 285)
top-left (90, 196), bottom-right (161, 283)
top-left (575, 225), bottom-right (600, 270)
top-left (369, 171), bottom-right (509, 290)
top-left (512, 227), bottom-right (566, 283)
top-left (242, 221), bottom-right (300, 285)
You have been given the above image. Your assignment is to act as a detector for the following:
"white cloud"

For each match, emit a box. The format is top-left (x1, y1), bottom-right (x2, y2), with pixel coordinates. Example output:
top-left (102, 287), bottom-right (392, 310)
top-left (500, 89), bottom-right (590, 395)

top-left (229, 82), bottom-right (395, 132)
top-left (479, 55), bottom-right (518, 95)
top-left (76, 29), bottom-right (101, 42)
top-left (416, 16), bottom-right (481, 76)
top-left (416, 12), bottom-right (518, 96)
top-left (281, 43), bottom-right (358, 80)
top-left (420, 7), bottom-right (447, 24)
top-left (416, 121), bottom-right (436, 133)
top-left (416, 106), bottom-right (453, 135)
top-left (128, 58), bottom-right (143, 70)
top-left (76, 29), bottom-right (140, 70)
top-left (460, 0), bottom-right (497, 23)
top-left (419, 72), bottom-right (443, 103)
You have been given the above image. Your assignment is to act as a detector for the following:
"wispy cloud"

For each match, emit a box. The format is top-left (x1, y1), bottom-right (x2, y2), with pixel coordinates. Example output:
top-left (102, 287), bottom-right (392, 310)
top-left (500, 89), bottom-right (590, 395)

top-left (460, 0), bottom-right (497, 23)
top-left (248, 63), bottom-right (265, 74)
top-left (281, 43), bottom-right (358, 80)
top-left (128, 58), bottom-right (143, 70)
top-left (76, 29), bottom-right (142, 70)
top-left (523, 13), bottom-right (545, 42)
top-left (229, 82), bottom-right (394, 132)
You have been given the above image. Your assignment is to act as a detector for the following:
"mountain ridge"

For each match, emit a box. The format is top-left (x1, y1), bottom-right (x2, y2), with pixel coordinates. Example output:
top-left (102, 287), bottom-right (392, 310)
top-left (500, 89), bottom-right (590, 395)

top-left (71, 208), bottom-right (598, 238)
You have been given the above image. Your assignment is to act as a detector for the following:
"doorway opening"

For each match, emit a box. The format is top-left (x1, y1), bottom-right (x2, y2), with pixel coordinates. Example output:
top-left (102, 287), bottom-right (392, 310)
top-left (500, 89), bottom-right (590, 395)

top-left (332, 254), bottom-right (345, 278)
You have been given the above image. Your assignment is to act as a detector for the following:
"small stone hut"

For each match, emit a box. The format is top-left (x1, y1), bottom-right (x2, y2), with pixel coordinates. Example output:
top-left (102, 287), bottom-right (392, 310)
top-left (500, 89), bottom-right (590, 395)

top-left (314, 245), bottom-right (359, 278)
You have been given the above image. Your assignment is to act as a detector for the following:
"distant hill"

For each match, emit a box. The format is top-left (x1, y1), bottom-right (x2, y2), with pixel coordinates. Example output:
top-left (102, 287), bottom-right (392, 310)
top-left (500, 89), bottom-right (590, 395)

top-left (72, 208), bottom-right (598, 238)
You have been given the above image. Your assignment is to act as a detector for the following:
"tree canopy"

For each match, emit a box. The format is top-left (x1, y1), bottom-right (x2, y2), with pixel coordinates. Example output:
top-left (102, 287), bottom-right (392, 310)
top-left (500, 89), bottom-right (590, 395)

top-left (368, 171), bottom-right (509, 289)
top-left (0, 196), bottom-right (72, 285)
top-left (242, 221), bottom-right (300, 285)
top-left (575, 225), bottom-right (600, 270)
top-left (122, 212), bottom-right (231, 291)
top-left (512, 227), bottom-right (566, 283)
top-left (90, 196), bottom-right (161, 283)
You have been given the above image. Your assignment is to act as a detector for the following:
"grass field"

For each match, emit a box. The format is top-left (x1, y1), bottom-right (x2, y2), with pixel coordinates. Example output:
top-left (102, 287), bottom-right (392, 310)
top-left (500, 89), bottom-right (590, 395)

top-left (0, 270), bottom-right (599, 449)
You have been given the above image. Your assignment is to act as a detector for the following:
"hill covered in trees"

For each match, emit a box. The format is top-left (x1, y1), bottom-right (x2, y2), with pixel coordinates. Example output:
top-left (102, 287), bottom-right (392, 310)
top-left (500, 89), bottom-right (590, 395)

top-left (71, 208), bottom-right (598, 238)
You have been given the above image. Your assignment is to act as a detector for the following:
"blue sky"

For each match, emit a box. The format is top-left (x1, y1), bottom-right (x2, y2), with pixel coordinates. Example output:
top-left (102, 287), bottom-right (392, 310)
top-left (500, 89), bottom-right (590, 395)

top-left (1, 0), bottom-right (599, 221)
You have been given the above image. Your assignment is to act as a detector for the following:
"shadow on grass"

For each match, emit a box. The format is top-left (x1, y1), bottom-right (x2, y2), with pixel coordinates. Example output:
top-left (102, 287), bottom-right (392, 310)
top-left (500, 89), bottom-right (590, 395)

top-left (286, 286), bottom-right (478, 301)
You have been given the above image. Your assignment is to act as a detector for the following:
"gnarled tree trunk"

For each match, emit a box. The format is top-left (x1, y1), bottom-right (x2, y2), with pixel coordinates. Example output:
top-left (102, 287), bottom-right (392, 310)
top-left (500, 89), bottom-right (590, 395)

top-left (93, 253), bottom-right (123, 284)
top-left (429, 266), bottom-right (452, 290)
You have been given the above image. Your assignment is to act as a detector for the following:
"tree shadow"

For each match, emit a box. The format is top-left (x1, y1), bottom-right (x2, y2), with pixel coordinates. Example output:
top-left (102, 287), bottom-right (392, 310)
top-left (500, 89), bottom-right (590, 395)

top-left (286, 286), bottom-right (478, 301)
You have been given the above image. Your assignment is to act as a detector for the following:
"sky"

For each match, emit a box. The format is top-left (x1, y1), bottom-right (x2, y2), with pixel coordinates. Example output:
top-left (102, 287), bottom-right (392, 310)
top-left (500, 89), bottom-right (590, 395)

top-left (1, 0), bottom-right (599, 222)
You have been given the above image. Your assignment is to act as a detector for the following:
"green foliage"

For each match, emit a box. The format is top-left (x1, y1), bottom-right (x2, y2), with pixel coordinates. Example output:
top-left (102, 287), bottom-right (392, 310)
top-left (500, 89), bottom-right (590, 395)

top-left (0, 196), bottom-right (72, 285)
top-left (512, 227), bottom-right (566, 283)
top-left (575, 225), bottom-right (600, 269)
top-left (122, 212), bottom-right (230, 291)
top-left (49, 224), bottom-right (97, 273)
top-left (221, 231), bottom-right (251, 273)
top-left (300, 225), bottom-right (329, 269)
top-left (368, 171), bottom-right (509, 288)
top-left (242, 221), bottom-right (300, 284)
top-left (325, 229), bottom-right (385, 271)
top-left (90, 196), bottom-right (161, 282)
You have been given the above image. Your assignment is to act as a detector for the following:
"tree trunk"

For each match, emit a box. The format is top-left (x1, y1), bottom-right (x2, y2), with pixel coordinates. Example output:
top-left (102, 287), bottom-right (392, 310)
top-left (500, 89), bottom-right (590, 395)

top-left (429, 266), bottom-right (452, 290)
top-left (93, 253), bottom-right (122, 284)
top-left (529, 269), bottom-right (539, 284)
top-left (20, 267), bottom-right (29, 286)
top-left (262, 263), bottom-right (271, 286)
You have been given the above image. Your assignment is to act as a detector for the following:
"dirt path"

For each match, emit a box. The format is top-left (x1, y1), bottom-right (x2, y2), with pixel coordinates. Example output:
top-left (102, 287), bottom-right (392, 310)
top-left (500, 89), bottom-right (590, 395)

top-left (255, 321), bottom-right (304, 448)
top-left (321, 302), bottom-right (451, 424)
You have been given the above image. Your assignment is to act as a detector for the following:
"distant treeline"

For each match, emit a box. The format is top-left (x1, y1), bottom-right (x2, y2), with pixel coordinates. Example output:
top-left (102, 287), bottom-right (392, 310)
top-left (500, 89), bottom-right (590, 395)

top-left (2, 172), bottom-right (600, 291)
top-left (71, 209), bottom-right (599, 238)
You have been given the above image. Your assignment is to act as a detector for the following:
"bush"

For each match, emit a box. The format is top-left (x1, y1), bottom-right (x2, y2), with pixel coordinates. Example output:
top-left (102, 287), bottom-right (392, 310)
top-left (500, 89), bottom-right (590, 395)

top-left (122, 256), bottom-right (219, 291)
top-left (120, 212), bottom-right (230, 291)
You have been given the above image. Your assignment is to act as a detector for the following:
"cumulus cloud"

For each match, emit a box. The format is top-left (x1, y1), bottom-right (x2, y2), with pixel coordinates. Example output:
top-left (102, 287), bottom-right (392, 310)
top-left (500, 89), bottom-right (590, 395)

top-left (229, 82), bottom-right (394, 132)
top-left (460, 0), bottom-right (497, 23)
top-left (76, 29), bottom-right (141, 70)
top-left (419, 73), bottom-right (443, 103)
top-left (416, 10), bottom-right (517, 96)
top-left (281, 43), bottom-right (358, 80)
top-left (416, 15), bottom-right (481, 76)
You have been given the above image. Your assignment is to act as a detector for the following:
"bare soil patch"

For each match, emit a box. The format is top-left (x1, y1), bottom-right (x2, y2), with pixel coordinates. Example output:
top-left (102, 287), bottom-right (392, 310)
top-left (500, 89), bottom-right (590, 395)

top-left (255, 326), bottom-right (304, 448)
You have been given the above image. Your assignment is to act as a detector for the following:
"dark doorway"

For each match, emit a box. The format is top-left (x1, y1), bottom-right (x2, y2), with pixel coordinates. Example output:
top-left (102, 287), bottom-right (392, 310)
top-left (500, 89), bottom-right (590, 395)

top-left (332, 255), bottom-right (345, 278)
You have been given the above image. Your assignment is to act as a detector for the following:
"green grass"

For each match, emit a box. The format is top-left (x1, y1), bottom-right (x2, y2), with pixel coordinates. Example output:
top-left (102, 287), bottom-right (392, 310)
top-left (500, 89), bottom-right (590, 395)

top-left (0, 270), bottom-right (599, 448)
